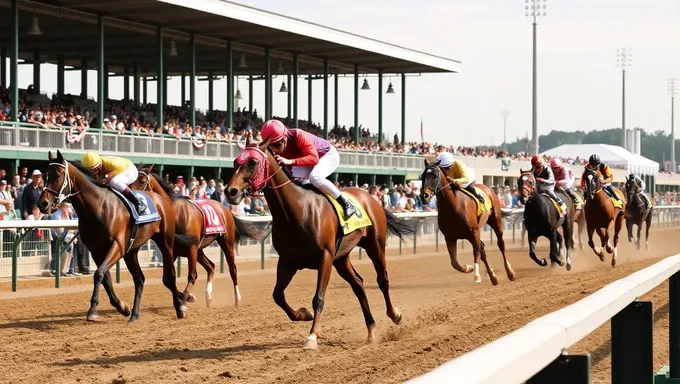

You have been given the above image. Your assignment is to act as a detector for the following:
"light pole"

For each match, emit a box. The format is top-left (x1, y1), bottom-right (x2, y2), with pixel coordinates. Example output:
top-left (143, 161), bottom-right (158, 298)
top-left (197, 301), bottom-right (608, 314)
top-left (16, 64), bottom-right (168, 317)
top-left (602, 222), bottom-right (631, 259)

top-left (501, 110), bottom-right (510, 152)
top-left (617, 47), bottom-right (632, 150)
top-left (669, 78), bottom-right (677, 172)
top-left (525, 0), bottom-right (546, 155)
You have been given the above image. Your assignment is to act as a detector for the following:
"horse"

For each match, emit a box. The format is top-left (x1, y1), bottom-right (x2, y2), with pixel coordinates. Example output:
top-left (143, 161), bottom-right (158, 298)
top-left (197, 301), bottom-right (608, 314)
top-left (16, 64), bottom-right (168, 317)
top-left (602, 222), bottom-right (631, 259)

top-left (624, 176), bottom-right (653, 251)
top-left (225, 137), bottom-right (415, 350)
top-left (419, 160), bottom-right (515, 285)
top-left (38, 150), bottom-right (198, 323)
top-left (520, 187), bottom-right (586, 250)
top-left (581, 167), bottom-right (627, 266)
top-left (131, 165), bottom-right (268, 307)
top-left (516, 170), bottom-right (573, 270)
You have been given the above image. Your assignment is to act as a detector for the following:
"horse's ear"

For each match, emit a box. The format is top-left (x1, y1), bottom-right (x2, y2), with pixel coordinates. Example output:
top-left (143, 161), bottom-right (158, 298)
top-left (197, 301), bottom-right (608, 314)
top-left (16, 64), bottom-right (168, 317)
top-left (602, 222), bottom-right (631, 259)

top-left (435, 160), bottom-right (441, 166)
top-left (423, 159), bottom-right (429, 168)
top-left (56, 150), bottom-right (64, 162)
top-left (148, 164), bottom-right (155, 173)
top-left (48, 151), bottom-right (55, 162)
top-left (137, 162), bottom-right (144, 169)
top-left (520, 168), bottom-right (523, 174)
top-left (259, 136), bottom-right (271, 151)
top-left (245, 134), bottom-right (252, 148)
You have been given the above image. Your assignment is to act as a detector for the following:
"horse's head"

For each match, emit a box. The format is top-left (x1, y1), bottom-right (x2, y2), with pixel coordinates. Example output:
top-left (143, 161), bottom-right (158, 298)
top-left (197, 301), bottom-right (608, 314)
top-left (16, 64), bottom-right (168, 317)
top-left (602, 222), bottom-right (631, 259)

top-left (131, 163), bottom-right (155, 192)
top-left (39, 150), bottom-right (71, 214)
top-left (420, 159), bottom-right (444, 204)
top-left (227, 136), bottom-right (273, 205)
top-left (582, 167), bottom-right (600, 201)
top-left (516, 169), bottom-right (536, 204)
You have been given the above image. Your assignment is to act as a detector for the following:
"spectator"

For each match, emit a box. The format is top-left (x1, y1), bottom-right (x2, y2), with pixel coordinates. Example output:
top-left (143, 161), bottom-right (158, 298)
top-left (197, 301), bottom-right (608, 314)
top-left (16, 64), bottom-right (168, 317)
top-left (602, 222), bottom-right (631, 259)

top-left (21, 170), bottom-right (42, 219)
top-left (49, 202), bottom-right (78, 277)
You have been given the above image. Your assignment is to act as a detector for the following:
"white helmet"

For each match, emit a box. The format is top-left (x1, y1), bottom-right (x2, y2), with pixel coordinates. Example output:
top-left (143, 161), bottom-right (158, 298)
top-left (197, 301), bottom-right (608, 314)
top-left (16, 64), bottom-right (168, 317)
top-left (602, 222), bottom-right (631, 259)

top-left (437, 152), bottom-right (454, 167)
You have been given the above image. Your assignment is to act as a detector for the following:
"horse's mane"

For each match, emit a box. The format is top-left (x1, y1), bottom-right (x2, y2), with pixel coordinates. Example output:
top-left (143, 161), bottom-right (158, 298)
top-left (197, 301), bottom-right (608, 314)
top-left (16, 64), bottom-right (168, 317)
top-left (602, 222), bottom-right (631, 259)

top-left (149, 172), bottom-right (177, 197)
top-left (70, 161), bottom-right (107, 188)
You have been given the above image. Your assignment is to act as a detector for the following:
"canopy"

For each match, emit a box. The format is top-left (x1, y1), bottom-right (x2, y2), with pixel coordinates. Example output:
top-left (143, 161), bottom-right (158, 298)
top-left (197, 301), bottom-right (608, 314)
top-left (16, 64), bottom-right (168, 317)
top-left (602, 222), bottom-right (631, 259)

top-left (540, 144), bottom-right (659, 176)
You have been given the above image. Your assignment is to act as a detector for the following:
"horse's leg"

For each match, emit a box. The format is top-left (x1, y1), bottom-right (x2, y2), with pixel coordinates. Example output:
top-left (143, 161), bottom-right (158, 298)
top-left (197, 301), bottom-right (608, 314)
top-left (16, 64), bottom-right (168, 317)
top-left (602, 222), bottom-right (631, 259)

top-left (446, 239), bottom-right (473, 274)
top-left (612, 213), bottom-right (625, 267)
top-left (645, 210), bottom-right (653, 250)
top-left (488, 212), bottom-right (515, 281)
top-left (155, 235), bottom-right (186, 319)
top-left (304, 251), bottom-right (334, 350)
top-left (196, 248), bottom-right (217, 307)
top-left (217, 233), bottom-right (240, 306)
top-left (520, 225), bottom-right (526, 248)
top-left (123, 248), bottom-right (145, 324)
top-left (272, 261), bottom-right (311, 321)
top-left (470, 232), bottom-right (483, 283)
top-left (528, 232), bottom-right (546, 266)
top-left (598, 227), bottom-right (613, 254)
top-left (551, 230), bottom-right (565, 267)
top-left (578, 215), bottom-right (585, 250)
top-left (478, 241), bottom-right (499, 286)
top-left (101, 271), bottom-right (131, 317)
top-left (361, 235), bottom-right (401, 323)
top-left (586, 221), bottom-right (604, 260)
top-left (87, 244), bottom-right (122, 321)
top-left (180, 245), bottom-right (199, 304)
top-left (333, 256), bottom-right (377, 343)
top-left (561, 224), bottom-right (572, 271)
top-left (636, 219), bottom-right (643, 250)
top-left (626, 217), bottom-right (634, 243)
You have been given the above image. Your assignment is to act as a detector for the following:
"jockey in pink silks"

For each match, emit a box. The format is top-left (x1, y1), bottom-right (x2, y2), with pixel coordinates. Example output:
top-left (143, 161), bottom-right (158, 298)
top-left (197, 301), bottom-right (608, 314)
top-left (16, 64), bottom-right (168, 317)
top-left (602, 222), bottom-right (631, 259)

top-left (550, 158), bottom-right (581, 208)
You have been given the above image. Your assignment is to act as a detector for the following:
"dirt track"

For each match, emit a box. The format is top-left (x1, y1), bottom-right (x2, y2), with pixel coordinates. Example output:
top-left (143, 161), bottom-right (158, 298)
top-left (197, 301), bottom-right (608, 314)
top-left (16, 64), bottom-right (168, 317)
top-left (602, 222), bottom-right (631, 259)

top-left (1, 227), bottom-right (679, 384)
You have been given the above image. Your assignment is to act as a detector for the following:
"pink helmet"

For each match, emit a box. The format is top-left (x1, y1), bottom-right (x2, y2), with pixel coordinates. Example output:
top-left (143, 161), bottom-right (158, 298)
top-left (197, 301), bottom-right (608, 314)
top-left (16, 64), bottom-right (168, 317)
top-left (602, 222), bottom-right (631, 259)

top-left (550, 158), bottom-right (562, 168)
top-left (261, 119), bottom-right (288, 143)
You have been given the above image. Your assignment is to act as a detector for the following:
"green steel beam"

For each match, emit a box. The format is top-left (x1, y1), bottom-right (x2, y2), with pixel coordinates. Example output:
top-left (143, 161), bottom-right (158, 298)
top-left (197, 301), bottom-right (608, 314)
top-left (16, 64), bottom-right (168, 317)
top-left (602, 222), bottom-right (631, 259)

top-left (308, 75), bottom-right (312, 125)
top-left (163, 70), bottom-right (168, 111)
top-left (33, 52), bottom-right (40, 93)
top-left (10, 0), bottom-right (18, 121)
top-left (354, 65), bottom-right (359, 145)
top-left (208, 71), bottom-right (214, 113)
top-left (0, 46), bottom-right (6, 88)
top-left (248, 75), bottom-right (253, 113)
top-left (189, 33), bottom-right (196, 128)
top-left (133, 63), bottom-right (139, 107)
top-left (123, 65), bottom-right (130, 100)
top-left (323, 59), bottom-right (329, 139)
top-left (264, 47), bottom-right (271, 120)
top-left (97, 15), bottom-right (104, 128)
top-left (293, 55), bottom-right (299, 127)
top-left (143, 77), bottom-right (147, 104)
top-left (401, 73), bottom-right (406, 145)
top-left (157, 26), bottom-right (164, 130)
top-left (181, 73), bottom-right (186, 105)
top-left (378, 69), bottom-right (383, 144)
top-left (287, 74), bottom-right (292, 119)
top-left (227, 41), bottom-right (233, 131)
top-left (334, 74), bottom-right (338, 132)
top-left (104, 63), bottom-right (109, 102)
top-left (81, 58), bottom-right (87, 98)
top-left (57, 54), bottom-right (65, 97)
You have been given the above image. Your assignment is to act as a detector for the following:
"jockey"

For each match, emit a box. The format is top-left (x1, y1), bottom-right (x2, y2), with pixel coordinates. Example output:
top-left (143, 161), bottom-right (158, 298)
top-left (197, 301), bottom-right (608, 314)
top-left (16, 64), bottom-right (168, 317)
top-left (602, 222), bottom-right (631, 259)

top-left (81, 152), bottom-right (147, 214)
top-left (550, 158), bottom-right (580, 205)
top-left (628, 173), bottom-right (652, 207)
top-left (530, 156), bottom-right (565, 206)
top-left (581, 154), bottom-right (622, 202)
top-left (436, 152), bottom-right (486, 204)
top-left (260, 119), bottom-right (357, 219)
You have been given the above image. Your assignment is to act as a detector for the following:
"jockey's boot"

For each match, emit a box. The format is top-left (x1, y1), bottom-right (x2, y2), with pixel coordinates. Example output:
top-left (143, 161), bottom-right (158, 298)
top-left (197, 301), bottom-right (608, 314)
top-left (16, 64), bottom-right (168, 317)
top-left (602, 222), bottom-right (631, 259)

top-left (640, 193), bottom-right (651, 208)
top-left (551, 192), bottom-right (565, 207)
top-left (336, 194), bottom-right (357, 220)
top-left (123, 187), bottom-right (147, 214)
top-left (464, 184), bottom-right (485, 204)
top-left (605, 185), bottom-right (622, 201)
top-left (565, 188), bottom-right (579, 205)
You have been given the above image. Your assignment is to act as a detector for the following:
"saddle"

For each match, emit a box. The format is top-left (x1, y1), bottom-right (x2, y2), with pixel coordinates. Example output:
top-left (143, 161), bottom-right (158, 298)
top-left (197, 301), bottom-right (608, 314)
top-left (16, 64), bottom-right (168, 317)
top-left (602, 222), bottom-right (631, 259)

top-left (541, 193), bottom-right (567, 217)
top-left (458, 187), bottom-right (491, 217)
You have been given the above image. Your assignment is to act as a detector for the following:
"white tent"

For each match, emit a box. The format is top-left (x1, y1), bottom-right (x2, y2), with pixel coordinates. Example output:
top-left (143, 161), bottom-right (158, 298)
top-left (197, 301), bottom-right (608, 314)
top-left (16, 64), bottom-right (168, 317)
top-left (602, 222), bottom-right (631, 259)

top-left (540, 144), bottom-right (659, 176)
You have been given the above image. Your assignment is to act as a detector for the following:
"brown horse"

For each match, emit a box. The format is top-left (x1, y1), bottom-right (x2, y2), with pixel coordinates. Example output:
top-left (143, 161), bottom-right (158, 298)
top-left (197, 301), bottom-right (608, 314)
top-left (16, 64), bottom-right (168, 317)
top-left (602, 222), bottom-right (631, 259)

top-left (226, 138), bottom-right (415, 350)
top-left (131, 165), bottom-right (268, 307)
top-left (581, 167), bottom-right (627, 266)
top-left (624, 176), bottom-right (653, 250)
top-left (38, 150), bottom-right (197, 323)
top-left (419, 160), bottom-right (515, 284)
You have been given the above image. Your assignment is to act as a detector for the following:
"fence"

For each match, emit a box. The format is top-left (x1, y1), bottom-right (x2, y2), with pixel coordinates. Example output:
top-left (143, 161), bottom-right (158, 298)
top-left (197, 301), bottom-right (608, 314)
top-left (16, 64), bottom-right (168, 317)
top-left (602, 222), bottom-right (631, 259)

top-left (408, 207), bottom-right (680, 384)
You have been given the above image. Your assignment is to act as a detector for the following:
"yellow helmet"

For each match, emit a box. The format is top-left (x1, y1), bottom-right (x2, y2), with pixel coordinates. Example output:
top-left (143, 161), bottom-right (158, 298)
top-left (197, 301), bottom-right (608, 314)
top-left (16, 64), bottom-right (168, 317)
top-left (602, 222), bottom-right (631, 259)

top-left (82, 152), bottom-right (102, 169)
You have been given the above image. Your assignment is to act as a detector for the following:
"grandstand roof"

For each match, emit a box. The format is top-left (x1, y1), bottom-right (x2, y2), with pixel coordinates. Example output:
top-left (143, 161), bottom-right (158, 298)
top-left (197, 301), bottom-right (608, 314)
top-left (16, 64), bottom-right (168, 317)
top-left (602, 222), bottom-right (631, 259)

top-left (540, 144), bottom-right (660, 176)
top-left (0, 0), bottom-right (460, 77)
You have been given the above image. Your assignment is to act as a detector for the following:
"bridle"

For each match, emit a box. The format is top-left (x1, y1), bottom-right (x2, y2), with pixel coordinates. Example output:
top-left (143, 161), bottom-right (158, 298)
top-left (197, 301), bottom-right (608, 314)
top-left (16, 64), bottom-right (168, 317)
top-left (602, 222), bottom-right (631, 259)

top-left (42, 161), bottom-right (82, 210)
top-left (137, 170), bottom-right (151, 191)
top-left (422, 165), bottom-right (452, 196)
top-left (518, 171), bottom-right (536, 202)
top-left (236, 146), bottom-right (291, 197)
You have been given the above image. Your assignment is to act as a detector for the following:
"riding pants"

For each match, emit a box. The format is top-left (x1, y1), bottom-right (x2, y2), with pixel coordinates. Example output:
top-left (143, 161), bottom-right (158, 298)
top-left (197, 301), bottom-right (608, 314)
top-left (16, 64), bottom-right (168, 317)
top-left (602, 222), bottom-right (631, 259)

top-left (292, 146), bottom-right (342, 198)
top-left (537, 183), bottom-right (563, 204)
top-left (108, 163), bottom-right (138, 193)
top-left (603, 183), bottom-right (621, 201)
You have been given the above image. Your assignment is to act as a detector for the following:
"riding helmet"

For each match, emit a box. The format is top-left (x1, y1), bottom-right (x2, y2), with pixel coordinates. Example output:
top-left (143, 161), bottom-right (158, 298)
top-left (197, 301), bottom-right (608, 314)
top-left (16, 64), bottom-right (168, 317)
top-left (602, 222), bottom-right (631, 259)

top-left (588, 154), bottom-right (600, 166)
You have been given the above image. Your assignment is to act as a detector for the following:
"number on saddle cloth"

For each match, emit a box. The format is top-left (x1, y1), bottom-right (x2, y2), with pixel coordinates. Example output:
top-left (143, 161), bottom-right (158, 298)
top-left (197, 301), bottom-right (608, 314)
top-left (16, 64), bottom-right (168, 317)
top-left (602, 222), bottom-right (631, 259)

top-left (110, 189), bottom-right (161, 224)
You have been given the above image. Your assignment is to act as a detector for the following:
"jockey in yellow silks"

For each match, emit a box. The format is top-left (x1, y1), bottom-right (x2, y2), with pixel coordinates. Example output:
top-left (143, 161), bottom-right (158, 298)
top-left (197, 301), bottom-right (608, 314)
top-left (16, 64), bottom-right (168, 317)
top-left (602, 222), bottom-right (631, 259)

top-left (81, 152), bottom-right (147, 214)
top-left (436, 152), bottom-right (486, 204)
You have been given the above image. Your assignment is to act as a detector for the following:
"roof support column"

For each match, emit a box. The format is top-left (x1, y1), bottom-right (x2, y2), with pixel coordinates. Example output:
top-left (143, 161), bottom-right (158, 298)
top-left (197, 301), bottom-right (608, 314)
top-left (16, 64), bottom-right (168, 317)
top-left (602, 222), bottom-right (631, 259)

top-left (264, 48), bottom-right (271, 120)
top-left (0, 46), bottom-right (6, 88)
top-left (104, 63), bottom-right (110, 102)
top-left (97, 15), bottom-right (104, 129)
top-left (189, 33), bottom-right (196, 128)
top-left (181, 73), bottom-right (186, 106)
top-left (133, 63), bottom-right (139, 107)
top-left (143, 77), bottom-right (148, 104)
top-left (323, 59), bottom-right (329, 139)
top-left (123, 65), bottom-right (130, 101)
top-left (286, 74), bottom-right (291, 119)
top-left (248, 76), bottom-right (253, 113)
top-left (10, 0), bottom-right (18, 122)
top-left (208, 72), bottom-right (214, 113)
top-left (163, 70), bottom-right (168, 111)
top-left (378, 69), bottom-right (383, 145)
top-left (307, 75), bottom-right (312, 126)
top-left (81, 58), bottom-right (87, 98)
top-left (353, 65), bottom-right (359, 145)
top-left (57, 54), bottom-right (65, 97)
top-left (226, 41), bottom-right (233, 131)
top-left (401, 73), bottom-right (406, 145)
top-left (334, 74), bottom-right (338, 133)
top-left (33, 52), bottom-right (40, 94)
top-left (293, 55), bottom-right (299, 127)
top-left (156, 26), bottom-right (164, 131)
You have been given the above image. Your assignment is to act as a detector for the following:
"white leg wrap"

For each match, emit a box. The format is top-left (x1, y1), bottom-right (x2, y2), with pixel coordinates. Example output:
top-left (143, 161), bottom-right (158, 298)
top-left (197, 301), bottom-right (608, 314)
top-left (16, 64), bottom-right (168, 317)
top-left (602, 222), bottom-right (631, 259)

top-left (206, 281), bottom-right (213, 296)
top-left (307, 334), bottom-right (317, 341)
top-left (234, 286), bottom-right (242, 301)
top-left (474, 263), bottom-right (480, 276)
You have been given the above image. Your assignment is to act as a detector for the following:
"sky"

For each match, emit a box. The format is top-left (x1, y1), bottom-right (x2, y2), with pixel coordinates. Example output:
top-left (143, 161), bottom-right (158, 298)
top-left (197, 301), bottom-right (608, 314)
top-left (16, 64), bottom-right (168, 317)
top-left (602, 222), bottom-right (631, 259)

top-left (8, 0), bottom-right (680, 148)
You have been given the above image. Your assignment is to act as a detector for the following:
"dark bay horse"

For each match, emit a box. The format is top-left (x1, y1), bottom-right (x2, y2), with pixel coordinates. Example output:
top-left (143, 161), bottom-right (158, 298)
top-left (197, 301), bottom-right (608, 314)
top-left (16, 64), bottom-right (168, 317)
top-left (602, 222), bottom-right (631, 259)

top-left (131, 165), bottom-right (267, 307)
top-left (517, 170), bottom-right (573, 270)
top-left (581, 167), bottom-right (627, 266)
top-left (624, 177), bottom-right (653, 250)
top-left (520, 187), bottom-right (586, 250)
top-left (419, 160), bottom-right (515, 285)
top-left (226, 138), bottom-right (415, 350)
top-left (38, 150), bottom-right (197, 323)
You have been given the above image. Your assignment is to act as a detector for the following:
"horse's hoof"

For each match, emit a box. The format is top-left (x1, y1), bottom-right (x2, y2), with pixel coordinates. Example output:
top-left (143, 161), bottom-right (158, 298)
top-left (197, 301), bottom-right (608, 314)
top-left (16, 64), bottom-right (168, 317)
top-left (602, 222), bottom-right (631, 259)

top-left (205, 295), bottom-right (213, 308)
top-left (489, 275), bottom-right (499, 286)
top-left (540, 258), bottom-right (548, 267)
top-left (127, 316), bottom-right (138, 325)
top-left (185, 293), bottom-right (196, 303)
top-left (637, 243), bottom-right (641, 251)
top-left (296, 307), bottom-right (314, 321)
top-left (551, 261), bottom-right (558, 268)
top-left (303, 336), bottom-right (318, 350)
top-left (611, 258), bottom-right (617, 268)
top-left (566, 263), bottom-right (572, 272)
top-left (367, 325), bottom-right (377, 344)
top-left (86, 313), bottom-right (98, 322)
top-left (177, 310), bottom-right (187, 319)
top-left (391, 309), bottom-right (403, 324)
top-left (628, 237), bottom-right (633, 243)
top-left (599, 255), bottom-right (605, 262)
top-left (606, 245), bottom-right (614, 254)
top-left (464, 264), bottom-right (474, 274)
top-left (507, 270), bottom-right (516, 281)
top-left (473, 275), bottom-right (482, 284)
top-left (120, 302), bottom-right (131, 317)
top-left (646, 242), bottom-right (649, 251)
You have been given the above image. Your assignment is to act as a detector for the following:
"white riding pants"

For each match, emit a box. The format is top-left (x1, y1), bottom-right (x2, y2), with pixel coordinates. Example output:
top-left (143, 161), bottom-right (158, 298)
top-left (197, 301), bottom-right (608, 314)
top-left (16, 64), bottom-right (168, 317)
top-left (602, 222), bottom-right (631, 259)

top-left (108, 163), bottom-right (138, 193)
top-left (292, 146), bottom-right (342, 198)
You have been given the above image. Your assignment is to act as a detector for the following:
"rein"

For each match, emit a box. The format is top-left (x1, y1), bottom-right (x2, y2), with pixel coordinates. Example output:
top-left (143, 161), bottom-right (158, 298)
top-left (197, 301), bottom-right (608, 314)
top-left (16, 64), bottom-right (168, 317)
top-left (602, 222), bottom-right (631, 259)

top-left (425, 166), bottom-right (452, 196)
top-left (138, 171), bottom-right (151, 192)
top-left (43, 161), bottom-right (83, 209)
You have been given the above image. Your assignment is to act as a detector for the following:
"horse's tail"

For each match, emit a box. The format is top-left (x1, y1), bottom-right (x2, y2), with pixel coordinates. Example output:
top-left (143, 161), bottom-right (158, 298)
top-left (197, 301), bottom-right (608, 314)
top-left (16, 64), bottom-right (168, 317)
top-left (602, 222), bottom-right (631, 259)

top-left (384, 209), bottom-right (417, 244)
top-left (175, 234), bottom-right (199, 248)
top-left (233, 216), bottom-right (269, 242)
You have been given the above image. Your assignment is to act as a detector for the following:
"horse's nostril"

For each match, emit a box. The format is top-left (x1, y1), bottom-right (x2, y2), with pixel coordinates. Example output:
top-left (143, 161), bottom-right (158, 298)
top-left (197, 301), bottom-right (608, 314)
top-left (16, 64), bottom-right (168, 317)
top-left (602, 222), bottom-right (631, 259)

top-left (228, 188), bottom-right (239, 197)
